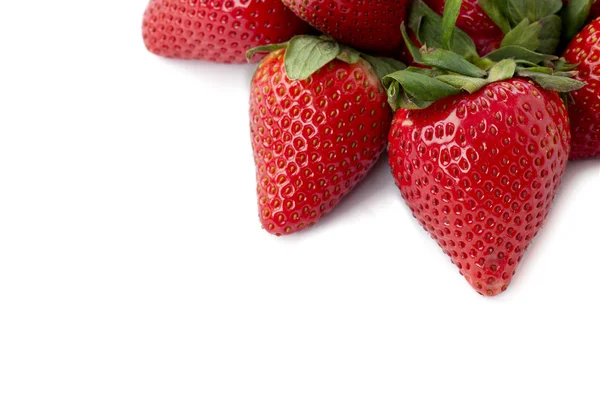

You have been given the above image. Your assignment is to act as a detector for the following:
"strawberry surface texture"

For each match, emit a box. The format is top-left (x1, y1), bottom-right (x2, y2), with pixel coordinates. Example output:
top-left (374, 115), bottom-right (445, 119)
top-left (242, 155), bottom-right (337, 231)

top-left (142, 0), bottom-right (310, 63)
top-left (563, 17), bottom-right (600, 159)
top-left (388, 79), bottom-right (570, 296)
top-left (281, 0), bottom-right (408, 56)
top-left (250, 50), bottom-right (392, 235)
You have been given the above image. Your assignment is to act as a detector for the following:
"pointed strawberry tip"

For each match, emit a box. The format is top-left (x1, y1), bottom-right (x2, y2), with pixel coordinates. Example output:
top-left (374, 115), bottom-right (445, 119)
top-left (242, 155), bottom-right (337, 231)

top-left (465, 267), bottom-right (514, 297)
top-left (261, 220), bottom-right (312, 236)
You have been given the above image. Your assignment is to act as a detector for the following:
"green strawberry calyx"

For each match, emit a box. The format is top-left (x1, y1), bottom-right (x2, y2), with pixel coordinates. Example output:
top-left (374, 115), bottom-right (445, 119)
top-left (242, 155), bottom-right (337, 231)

top-left (246, 35), bottom-right (406, 82)
top-left (411, 0), bottom-right (571, 58)
top-left (386, 0), bottom-right (585, 111)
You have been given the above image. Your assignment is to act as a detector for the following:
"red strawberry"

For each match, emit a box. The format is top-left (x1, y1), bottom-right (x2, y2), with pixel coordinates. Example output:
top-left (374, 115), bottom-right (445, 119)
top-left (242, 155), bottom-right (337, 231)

top-left (281, 0), bottom-right (408, 56)
top-left (249, 37), bottom-right (397, 235)
top-left (386, 16), bottom-right (583, 295)
top-left (142, 0), bottom-right (310, 63)
top-left (424, 0), bottom-right (503, 56)
top-left (388, 78), bottom-right (570, 295)
top-left (563, 18), bottom-right (600, 159)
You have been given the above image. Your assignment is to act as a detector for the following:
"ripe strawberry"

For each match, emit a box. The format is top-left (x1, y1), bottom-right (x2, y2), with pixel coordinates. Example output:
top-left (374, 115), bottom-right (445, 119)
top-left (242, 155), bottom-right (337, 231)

top-left (563, 18), bottom-right (600, 159)
top-left (424, 0), bottom-right (503, 55)
top-left (388, 78), bottom-right (570, 295)
top-left (142, 0), bottom-right (310, 63)
top-left (281, 0), bottom-right (408, 56)
top-left (249, 37), bottom-right (398, 235)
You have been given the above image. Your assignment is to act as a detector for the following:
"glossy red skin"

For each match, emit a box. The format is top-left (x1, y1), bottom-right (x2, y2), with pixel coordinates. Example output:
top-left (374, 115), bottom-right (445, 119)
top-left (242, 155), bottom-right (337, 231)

top-left (424, 0), bottom-right (503, 56)
top-left (142, 0), bottom-right (310, 63)
top-left (389, 79), bottom-right (570, 296)
top-left (563, 18), bottom-right (600, 159)
top-left (282, 0), bottom-right (408, 56)
top-left (250, 50), bottom-right (392, 235)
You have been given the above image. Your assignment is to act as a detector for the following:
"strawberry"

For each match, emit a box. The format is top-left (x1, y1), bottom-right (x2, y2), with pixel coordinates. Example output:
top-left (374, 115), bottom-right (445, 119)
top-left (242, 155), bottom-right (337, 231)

top-left (248, 37), bottom-right (402, 235)
top-left (280, 0), bottom-right (408, 56)
top-left (384, 20), bottom-right (583, 294)
top-left (389, 78), bottom-right (570, 295)
top-left (423, 0), bottom-right (504, 55)
top-left (563, 17), bottom-right (600, 159)
top-left (142, 0), bottom-right (310, 63)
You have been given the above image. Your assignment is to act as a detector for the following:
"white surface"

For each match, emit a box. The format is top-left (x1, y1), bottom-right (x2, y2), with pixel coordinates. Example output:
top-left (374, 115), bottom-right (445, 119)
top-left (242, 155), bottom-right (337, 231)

top-left (1, 1), bottom-right (600, 399)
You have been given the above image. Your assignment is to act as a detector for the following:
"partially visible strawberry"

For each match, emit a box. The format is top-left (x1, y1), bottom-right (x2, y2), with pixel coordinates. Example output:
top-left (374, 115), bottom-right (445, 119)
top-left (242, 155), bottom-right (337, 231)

top-left (142, 0), bottom-right (310, 63)
top-left (281, 0), bottom-right (408, 56)
top-left (248, 37), bottom-right (401, 235)
top-left (563, 17), bottom-right (600, 159)
top-left (424, 0), bottom-right (503, 55)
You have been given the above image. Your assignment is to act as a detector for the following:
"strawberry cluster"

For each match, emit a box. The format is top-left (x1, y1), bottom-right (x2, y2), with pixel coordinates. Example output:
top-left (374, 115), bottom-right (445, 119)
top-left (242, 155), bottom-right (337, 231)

top-left (143, 0), bottom-right (599, 296)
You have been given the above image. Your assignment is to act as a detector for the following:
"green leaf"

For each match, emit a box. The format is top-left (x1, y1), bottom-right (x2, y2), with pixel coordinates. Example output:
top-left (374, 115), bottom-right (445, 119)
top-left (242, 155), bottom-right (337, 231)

top-left (478, 0), bottom-right (511, 33)
top-left (562, 0), bottom-right (594, 42)
top-left (507, 0), bottom-right (561, 25)
top-left (537, 15), bottom-right (562, 55)
top-left (517, 70), bottom-right (586, 92)
top-left (384, 70), bottom-right (461, 101)
top-left (487, 59), bottom-right (517, 82)
top-left (362, 55), bottom-right (406, 82)
top-left (496, 0), bottom-right (510, 18)
top-left (514, 59), bottom-right (544, 68)
top-left (517, 66), bottom-right (554, 74)
top-left (407, 0), bottom-right (427, 38)
top-left (418, 18), bottom-right (445, 48)
top-left (530, 0), bottom-right (562, 20)
top-left (336, 45), bottom-right (361, 64)
top-left (409, 0), bottom-right (446, 26)
top-left (441, 0), bottom-right (463, 50)
top-left (554, 57), bottom-right (579, 72)
top-left (284, 36), bottom-right (340, 81)
top-left (404, 66), bottom-right (442, 77)
top-left (421, 48), bottom-right (487, 77)
top-left (420, 18), bottom-right (479, 59)
top-left (386, 81), bottom-right (401, 109)
top-left (501, 19), bottom-right (540, 50)
top-left (485, 45), bottom-right (557, 64)
top-left (554, 71), bottom-right (578, 77)
top-left (246, 42), bottom-right (288, 61)
top-left (383, 69), bottom-right (461, 110)
top-left (436, 75), bottom-right (489, 93)
top-left (409, 0), bottom-right (478, 59)
top-left (398, 91), bottom-right (435, 110)
top-left (507, 0), bottom-right (527, 25)
top-left (400, 23), bottom-right (424, 64)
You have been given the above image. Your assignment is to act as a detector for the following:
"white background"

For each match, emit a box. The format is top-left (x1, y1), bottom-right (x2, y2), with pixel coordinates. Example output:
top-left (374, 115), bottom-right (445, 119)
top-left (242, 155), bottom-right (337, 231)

top-left (1, 1), bottom-right (600, 399)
